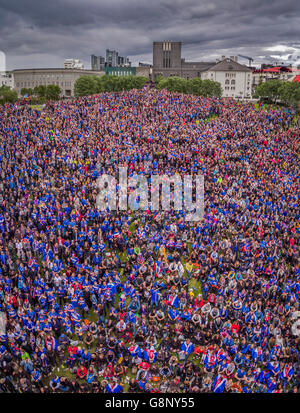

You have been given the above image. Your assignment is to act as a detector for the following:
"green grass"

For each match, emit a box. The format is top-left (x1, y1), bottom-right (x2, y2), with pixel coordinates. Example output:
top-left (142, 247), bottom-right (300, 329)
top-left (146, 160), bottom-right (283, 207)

top-left (29, 104), bottom-right (44, 110)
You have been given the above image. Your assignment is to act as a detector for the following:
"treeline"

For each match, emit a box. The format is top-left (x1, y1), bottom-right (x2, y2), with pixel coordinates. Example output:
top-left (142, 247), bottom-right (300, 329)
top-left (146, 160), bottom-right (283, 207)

top-left (155, 76), bottom-right (222, 97)
top-left (0, 85), bottom-right (18, 104)
top-left (254, 80), bottom-right (300, 108)
top-left (21, 85), bottom-right (61, 102)
top-left (0, 84), bottom-right (61, 105)
top-left (74, 75), bottom-right (148, 97)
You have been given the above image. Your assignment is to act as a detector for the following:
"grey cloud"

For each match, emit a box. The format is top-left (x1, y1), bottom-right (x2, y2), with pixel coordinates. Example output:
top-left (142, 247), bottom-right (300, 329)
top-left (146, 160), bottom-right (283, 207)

top-left (0, 0), bottom-right (299, 69)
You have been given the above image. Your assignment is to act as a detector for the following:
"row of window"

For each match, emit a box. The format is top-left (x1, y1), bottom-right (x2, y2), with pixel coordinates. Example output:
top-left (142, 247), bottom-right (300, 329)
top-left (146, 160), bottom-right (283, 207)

top-left (224, 86), bottom-right (251, 91)
top-left (16, 81), bottom-right (72, 88)
top-left (109, 71), bottom-right (132, 76)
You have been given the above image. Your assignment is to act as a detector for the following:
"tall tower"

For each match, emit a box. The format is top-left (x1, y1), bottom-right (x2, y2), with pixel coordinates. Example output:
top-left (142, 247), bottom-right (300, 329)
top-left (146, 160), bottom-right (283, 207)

top-left (153, 41), bottom-right (182, 77)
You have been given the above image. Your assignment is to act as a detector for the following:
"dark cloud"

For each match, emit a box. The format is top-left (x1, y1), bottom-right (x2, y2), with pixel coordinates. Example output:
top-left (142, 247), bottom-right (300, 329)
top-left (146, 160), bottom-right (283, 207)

top-left (0, 0), bottom-right (299, 69)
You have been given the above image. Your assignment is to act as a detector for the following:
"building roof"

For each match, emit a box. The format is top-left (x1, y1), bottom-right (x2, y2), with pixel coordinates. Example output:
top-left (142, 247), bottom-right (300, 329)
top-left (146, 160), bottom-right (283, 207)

top-left (181, 61), bottom-right (215, 71)
top-left (207, 58), bottom-right (252, 72)
top-left (12, 68), bottom-right (103, 74)
top-left (293, 75), bottom-right (300, 83)
top-left (263, 66), bottom-right (292, 73)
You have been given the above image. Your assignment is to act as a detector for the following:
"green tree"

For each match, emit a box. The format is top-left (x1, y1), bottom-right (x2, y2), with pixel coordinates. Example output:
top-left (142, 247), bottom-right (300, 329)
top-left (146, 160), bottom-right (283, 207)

top-left (21, 87), bottom-right (33, 96)
top-left (0, 85), bottom-right (18, 104)
top-left (75, 74), bottom-right (147, 96)
top-left (278, 82), bottom-right (300, 108)
top-left (74, 76), bottom-right (98, 97)
top-left (186, 78), bottom-right (203, 95)
top-left (33, 85), bottom-right (47, 98)
top-left (254, 79), bottom-right (283, 102)
top-left (45, 84), bottom-right (61, 100)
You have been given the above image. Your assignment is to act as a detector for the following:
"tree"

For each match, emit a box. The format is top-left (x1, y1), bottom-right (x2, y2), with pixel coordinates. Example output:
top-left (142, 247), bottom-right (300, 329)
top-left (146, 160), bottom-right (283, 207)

top-left (254, 79), bottom-right (283, 102)
top-left (74, 76), bottom-right (98, 97)
top-left (33, 85), bottom-right (47, 98)
top-left (75, 75), bottom-right (148, 96)
top-left (21, 88), bottom-right (33, 97)
top-left (0, 85), bottom-right (18, 104)
top-left (186, 78), bottom-right (203, 95)
top-left (199, 79), bottom-right (222, 98)
top-left (156, 76), bottom-right (221, 97)
top-left (278, 82), bottom-right (300, 108)
top-left (45, 84), bottom-right (61, 100)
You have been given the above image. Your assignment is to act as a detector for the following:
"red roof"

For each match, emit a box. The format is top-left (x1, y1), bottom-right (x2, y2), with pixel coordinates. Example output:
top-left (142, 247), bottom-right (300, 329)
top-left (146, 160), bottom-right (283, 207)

top-left (292, 75), bottom-right (300, 83)
top-left (263, 67), bottom-right (281, 72)
top-left (262, 66), bottom-right (292, 73)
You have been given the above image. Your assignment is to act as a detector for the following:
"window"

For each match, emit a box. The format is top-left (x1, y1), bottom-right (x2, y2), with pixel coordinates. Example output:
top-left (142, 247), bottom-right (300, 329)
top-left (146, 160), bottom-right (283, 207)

top-left (225, 79), bottom-right (229, 85)
top-left (231, 79), bottom-right (235, 85)
top-left (163, 50), bottom-right (171, 68)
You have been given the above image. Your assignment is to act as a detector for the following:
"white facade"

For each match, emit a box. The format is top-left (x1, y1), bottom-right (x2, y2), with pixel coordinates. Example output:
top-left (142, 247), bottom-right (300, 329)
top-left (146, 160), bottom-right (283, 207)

top-left (0, 71), bottom-right (14, 89)
top-left (202, 58), bottom-right (253, 99)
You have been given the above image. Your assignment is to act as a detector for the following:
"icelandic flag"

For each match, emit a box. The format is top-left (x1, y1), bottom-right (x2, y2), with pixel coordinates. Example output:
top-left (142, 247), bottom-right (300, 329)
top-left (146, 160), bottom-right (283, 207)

top-left (128, 344), bottom-right (142, 358)
top-left (154, 260), bottom-right (161, 276)
top-left (28, 258), bottom-right (39, 271)
top-left (70, 311), bottom-right (81, 325)
top-left (212, 375), bottom-right (227, 393)
top-left (280, 364), bottom-right (294, 380)
top-left (168, 295), bottom-right (179, 308)
top-left (216, 349), bottom-right (227, 362)
top-left (143, 348), bottom-right (157, 363)
top-left (106, 383), bottom-right (123, 393)
top-left (267, 361), bottom-right (280, 375)
top-left (267, 378), bottom-right (277, 393)
top-left (166, 239), bottom-right (175, 249)
top-left (113, 230), bottom-right (120, 239)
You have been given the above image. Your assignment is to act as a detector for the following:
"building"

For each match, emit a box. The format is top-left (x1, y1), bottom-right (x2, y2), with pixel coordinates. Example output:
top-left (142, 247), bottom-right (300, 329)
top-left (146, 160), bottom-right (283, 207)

top-left (117, 55), bottom-right (131, 67)
top-left (293, 75), bottom-right (300, 84)
top-left (153, 41), bottom-right (214, 79)
top-left (91, 55), bottom-right (105, 71)
top-left (105, 67), bottom-right (136, 76)
top-left (64, 59), bottom-right (84, 70)
top-left (136, 66), bottom-right (152, 79)
top-left (105, 49), bottom-right (131, 68)
top-left (139, 62), bottom-right (152, 67)
top-left (12, 68), bottom-right (104, 97)
top-left (106, 49), bottom-right (118, 67)
top-left (0, 71), bottom-right (14, 89)
top-left (202, 57), bottom-right (253, 99)
top-left (252, 66), bottom-right (300, 91)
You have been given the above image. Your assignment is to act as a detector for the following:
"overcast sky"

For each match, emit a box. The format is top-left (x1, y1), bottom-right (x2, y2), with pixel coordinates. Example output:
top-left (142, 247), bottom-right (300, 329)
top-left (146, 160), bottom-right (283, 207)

top-left (0, 0), bottom-right (300, 70)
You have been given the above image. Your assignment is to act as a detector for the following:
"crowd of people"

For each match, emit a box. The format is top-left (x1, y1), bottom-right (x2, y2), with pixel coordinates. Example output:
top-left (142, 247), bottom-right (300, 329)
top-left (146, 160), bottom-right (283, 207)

top-left (0, 87), bottom-right (299, 393)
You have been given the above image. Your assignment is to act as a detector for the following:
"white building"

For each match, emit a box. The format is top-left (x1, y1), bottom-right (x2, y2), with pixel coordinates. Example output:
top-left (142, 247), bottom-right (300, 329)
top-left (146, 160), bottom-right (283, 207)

top-left (64, 59), bottom-right (84, 70)
top-left (0, 71), bottom-right (14, 89)
top-left (202, 57), bottom-right (253, 99)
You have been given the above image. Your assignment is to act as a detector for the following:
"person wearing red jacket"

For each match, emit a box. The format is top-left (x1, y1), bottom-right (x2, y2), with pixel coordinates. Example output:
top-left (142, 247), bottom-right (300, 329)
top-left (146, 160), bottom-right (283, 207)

top-left (231, 321), bottom-right (240, 336)
top-left (77, 365), bottom-right (87, 379)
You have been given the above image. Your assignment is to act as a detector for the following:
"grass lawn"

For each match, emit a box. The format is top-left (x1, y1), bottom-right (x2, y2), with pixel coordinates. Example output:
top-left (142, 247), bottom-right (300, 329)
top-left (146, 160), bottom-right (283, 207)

top-left (29, 104), bottom-right (44, 110)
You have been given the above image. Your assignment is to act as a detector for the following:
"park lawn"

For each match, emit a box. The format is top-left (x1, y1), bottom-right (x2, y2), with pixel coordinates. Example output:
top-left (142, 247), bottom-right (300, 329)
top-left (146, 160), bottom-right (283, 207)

top-left (30, 104), bottom-right (44, 110)
top-left (188, 277), bottom-right (202, 298)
